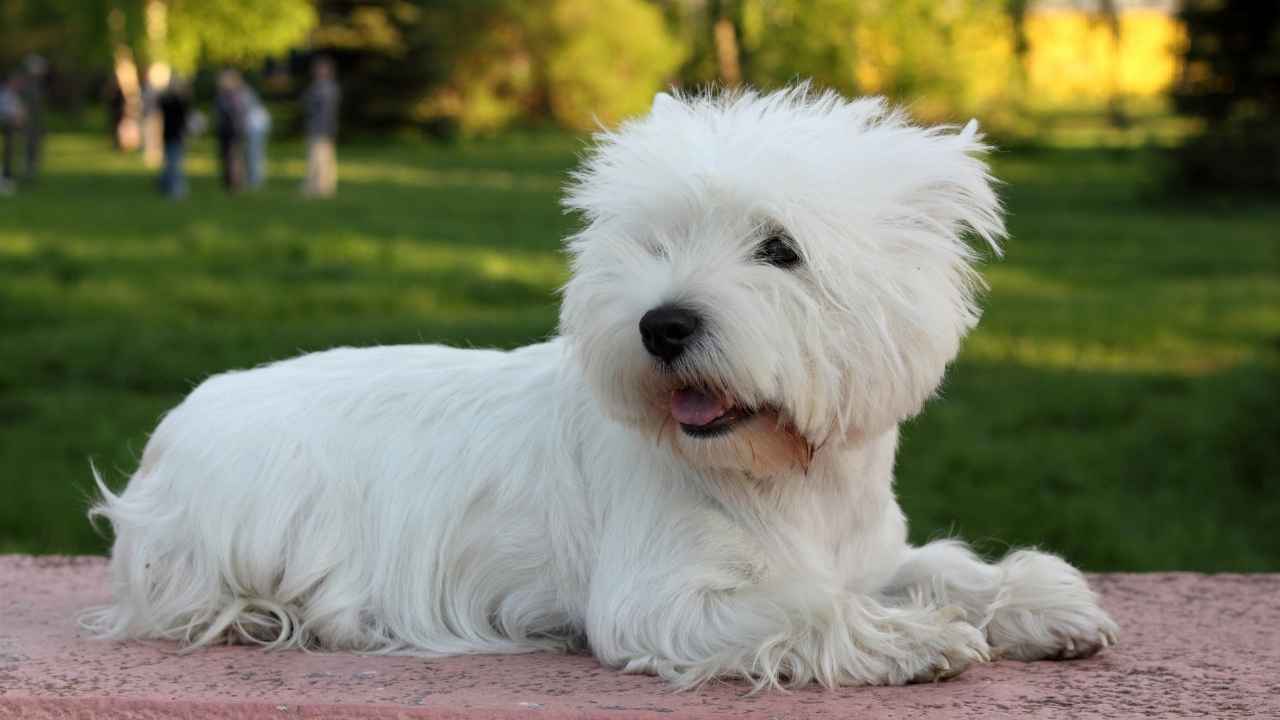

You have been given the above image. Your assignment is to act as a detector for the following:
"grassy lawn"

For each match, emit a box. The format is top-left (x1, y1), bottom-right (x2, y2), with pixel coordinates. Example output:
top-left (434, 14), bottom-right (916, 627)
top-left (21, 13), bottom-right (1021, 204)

top-left (1, 132), bottom-right (1277, 570)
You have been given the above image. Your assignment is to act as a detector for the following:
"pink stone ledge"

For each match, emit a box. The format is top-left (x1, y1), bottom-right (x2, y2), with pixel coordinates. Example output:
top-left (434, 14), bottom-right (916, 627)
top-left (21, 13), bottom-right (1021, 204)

top-left (2, 557), bottom-right (1277, 720)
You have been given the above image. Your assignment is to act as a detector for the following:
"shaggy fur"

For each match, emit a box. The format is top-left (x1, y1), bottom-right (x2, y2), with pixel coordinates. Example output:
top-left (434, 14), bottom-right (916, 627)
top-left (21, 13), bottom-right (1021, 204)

top-left (86, 86), bottom-right (1118, 689)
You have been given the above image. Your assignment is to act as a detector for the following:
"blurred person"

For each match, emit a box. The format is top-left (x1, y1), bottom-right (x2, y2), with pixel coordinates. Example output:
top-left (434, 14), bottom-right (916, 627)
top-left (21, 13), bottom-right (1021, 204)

top-left (241, 84), bottom-right (271, 190)
top-left (158, 75), bottom-right (191, 199)
top-left (106, 78), bottom-right (126, 149)
top-left (108, 56), bottom-right (143, 152)
top-left (19, 54), bottom-right (47, 182)
top-left (301, 56), bottom-right (339, 198)
top-left (0, 73), bottom-right (25, 196)
top-left (141, 64), bottom-right (171, 169)
top-left (214, 69), bottom-right (247, 192)
top-left (187, 107), bottom-right (208, 137)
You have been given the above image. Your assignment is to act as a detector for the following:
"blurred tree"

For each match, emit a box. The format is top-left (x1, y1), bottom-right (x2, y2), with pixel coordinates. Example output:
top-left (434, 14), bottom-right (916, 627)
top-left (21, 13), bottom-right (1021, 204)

top-left (738, 0), bottom-right (860, 95)
top-left (1, 1), bottom-right (314, 78)
top-left (0, 1), bottom-right (102, 70)
top-left (310, 1), bottom-right (447, 132)
top-left (710, 0), bottom-right (743, 86)
top-left (1094, 0), bottom-right (1129, 128)
top-left (0, 0), bottom-right (123, 118)
top-left (1002, 0), bottom-right (1033, 125)
top-left (534, 0), bottom-right (686, 130)
top-left (660, 0), bottom-right (719, 88)
top-left (1172, 0), bottom-right (1280, 192)
top-left (161, 0), bottom-right (316, 73)
top-left (736, 0), bottom-right (1013, 124)
top-left (317, 0), bottom-right (683, 136)
top-left (857, 0), bottom-right (1016, 122)
top-left (2, 0), bottom-right (1192, 140)
top-left (403, 0), bottom-right (538, 134)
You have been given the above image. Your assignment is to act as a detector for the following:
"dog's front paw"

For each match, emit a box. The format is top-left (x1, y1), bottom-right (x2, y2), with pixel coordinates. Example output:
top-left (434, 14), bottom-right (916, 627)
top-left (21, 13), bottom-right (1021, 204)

top-left (906, 611), bottom-right (992, 683)
top-left (996, 606), bottom-right (1119, 662)
top-left (1040, 609), bottom-right (1120, 661)
top-left (987, 550), bottom-right (1120, 661)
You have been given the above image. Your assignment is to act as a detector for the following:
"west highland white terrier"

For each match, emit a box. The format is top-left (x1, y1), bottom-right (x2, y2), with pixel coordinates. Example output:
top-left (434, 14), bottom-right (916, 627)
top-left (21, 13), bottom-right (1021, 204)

top-left (88, 86), bottom-right (1118, 689)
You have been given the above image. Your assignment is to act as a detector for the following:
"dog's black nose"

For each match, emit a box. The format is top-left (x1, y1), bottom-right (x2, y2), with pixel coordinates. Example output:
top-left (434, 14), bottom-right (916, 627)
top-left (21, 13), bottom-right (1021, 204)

top-left (639, 305), bottom-right (701, 363)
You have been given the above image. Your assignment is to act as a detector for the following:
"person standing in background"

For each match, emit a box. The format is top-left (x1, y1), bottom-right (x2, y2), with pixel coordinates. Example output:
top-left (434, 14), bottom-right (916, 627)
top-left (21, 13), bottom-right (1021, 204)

top-left (106, 78), bottom-right (126, 150)
top-left (242, 84), bottom-right (271, 190)
top-left (140, 65), bottom-right (169, 170)
top-left (214, 69), bottom-right (247, 192)
top-left (158, 75), bottom-right (191, 199)
top-left (301, 56), bottom-right (339, 198)
top-left (19, 54), bottom-right (46, 183)
top-left (0, 73), bottom-right (25, 196)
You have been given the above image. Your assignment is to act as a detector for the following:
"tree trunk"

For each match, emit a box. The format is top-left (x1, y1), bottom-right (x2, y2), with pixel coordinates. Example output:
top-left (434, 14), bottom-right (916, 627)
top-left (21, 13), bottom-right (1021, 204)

top-left (712, 3), bottom-right (741, 87)
top-left (112, 46), bottom-right (142, 152)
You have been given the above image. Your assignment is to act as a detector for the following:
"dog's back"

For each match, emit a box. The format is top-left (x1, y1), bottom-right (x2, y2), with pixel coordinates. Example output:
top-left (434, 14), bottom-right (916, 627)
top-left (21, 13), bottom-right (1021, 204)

top-left (86, 341), bottom-right (587, 654)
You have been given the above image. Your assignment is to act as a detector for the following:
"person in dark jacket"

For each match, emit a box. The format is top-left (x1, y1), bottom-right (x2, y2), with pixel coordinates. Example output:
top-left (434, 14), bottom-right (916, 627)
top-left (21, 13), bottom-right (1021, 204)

top-left (214, 69), bottom-right (246, 192)
top-left (158, 76), bottom-right (191, 198)
top-left (0, 73), bottom-right (25, 195)
top-left (19, 54), bottom-right (46, 182)
top-left (301, 57), bottom-right (340, 197)
top-left (106, 79), bottom-right (126, 150)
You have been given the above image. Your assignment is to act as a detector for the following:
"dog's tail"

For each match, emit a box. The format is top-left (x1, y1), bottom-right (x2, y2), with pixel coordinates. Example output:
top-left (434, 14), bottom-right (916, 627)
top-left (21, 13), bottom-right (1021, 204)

top-left (79, 462), bottom-right (134, 640)
top-left (81, 462), bottom-right (307, 650)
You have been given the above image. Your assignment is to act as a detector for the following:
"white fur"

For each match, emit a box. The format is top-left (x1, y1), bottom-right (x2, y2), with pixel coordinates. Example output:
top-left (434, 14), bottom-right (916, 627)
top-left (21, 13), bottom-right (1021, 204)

top-left (86, 86), bottom-right (1117, 689)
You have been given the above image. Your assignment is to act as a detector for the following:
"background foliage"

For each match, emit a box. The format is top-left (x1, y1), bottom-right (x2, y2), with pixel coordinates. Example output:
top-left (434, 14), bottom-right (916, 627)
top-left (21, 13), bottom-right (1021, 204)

top-left (0, 0), bottom-right (1197, 140)
top-left (0, 0), bottom-right (315, 75)
top-left (1171, 0), bottom-right (1280, 192)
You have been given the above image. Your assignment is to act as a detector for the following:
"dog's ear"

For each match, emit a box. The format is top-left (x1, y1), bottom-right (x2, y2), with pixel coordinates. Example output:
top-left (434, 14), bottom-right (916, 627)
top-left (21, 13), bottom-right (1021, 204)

top-left (891, 117), bottom-right (1005, 259)
top-left (830, 111), bottom-right (1007, 433)
top-left (950, 119), bottom-right (1003, 256)
top-left (652, 92), bottom-right (679, 115)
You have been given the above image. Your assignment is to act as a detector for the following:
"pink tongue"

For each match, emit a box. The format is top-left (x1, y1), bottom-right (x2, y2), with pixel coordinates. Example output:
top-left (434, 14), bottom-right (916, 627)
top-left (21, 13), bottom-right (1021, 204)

top-left (670, 388), bottom-right (727, 427)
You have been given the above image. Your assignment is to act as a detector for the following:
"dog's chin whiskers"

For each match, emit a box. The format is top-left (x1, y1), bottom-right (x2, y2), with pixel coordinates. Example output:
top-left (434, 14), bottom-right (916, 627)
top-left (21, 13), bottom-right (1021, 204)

top-left (655, 410), bottom-right (675, 447)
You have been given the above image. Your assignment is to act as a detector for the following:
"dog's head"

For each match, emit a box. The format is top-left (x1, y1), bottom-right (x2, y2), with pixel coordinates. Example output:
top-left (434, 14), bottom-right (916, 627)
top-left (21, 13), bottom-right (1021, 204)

top-left (560, 86), bottom-right (1004, 477)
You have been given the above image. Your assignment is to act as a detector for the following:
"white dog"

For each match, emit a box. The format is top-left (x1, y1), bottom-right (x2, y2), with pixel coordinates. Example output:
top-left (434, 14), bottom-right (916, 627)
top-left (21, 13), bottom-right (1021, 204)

top-left (88, 86), bottom-right (1117, 689)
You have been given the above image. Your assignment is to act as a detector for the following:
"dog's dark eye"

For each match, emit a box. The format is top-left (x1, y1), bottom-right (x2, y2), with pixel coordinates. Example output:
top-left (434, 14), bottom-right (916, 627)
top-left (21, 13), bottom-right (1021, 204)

top-left (755, 234), bottom-right (800, 268)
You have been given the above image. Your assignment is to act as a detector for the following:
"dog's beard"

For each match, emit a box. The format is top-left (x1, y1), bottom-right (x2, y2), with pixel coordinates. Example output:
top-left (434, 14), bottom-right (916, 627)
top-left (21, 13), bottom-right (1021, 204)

top-left (659, 406), bottom-right (815, 478)
top-left (638, 362), bottom-right (816, 477)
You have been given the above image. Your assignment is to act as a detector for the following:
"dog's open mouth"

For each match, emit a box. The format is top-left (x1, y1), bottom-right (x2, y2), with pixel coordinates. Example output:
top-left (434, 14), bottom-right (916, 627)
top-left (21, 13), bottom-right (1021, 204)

top-left (670, 387), bottom-right (755, 438)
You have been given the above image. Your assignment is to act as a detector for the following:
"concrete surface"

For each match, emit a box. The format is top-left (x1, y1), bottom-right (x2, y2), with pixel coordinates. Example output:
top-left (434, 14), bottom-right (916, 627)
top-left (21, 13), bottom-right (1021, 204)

top-left (1, 556), bottom-right (1277, 719)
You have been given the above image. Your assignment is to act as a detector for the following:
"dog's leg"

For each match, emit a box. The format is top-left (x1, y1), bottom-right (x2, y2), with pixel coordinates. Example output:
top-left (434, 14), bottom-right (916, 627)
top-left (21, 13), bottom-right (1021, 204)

top-left (586, 572), bottom-right (991, 689)
top-left (885, 540), bottom-right (1119, 661)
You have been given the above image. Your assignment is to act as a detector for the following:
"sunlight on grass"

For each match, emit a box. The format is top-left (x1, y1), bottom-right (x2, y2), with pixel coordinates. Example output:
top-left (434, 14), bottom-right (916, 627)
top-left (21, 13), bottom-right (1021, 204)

top-left (299, 158), bottom-right (563, 191)
top-left (985, 266), bottom-right (1078, 300)
top-left (964, 332), bottom-right (1252, 375)
top-left (6, 274), bottom-right (150, 315)
top-left (45, 134), bottom-right (150, 175)
top-left (392, 242), bottom-right (566, 286)
top-left (1224, 306), bottom-right (1280, 336)
top-left (0, 232), bottom-right (36, 257)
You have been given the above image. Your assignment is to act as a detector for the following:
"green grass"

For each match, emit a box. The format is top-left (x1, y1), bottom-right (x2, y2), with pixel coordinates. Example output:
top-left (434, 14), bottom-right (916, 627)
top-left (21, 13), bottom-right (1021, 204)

top-left (1, 132), bottom-right (1277, 570)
